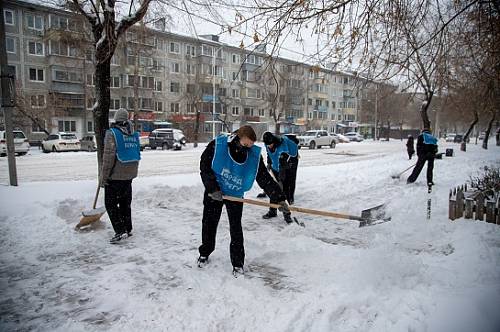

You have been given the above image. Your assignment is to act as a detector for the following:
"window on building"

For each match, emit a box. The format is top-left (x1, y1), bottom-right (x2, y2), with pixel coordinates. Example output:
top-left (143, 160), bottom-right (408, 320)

top-left (87, 121), bottom-right (93, 132)
top-left (186, 44), bottom-right (195, 57)
top-left (111, 76), bottom-right (120, 88)
top-left (50, 40), bottom-right (68, 56)
top-left (245, 54), bottom-right (256, 64)
top-left (169, 42), bottom-right (180, 54)
top-left (86, 74), bottom-right (95, 86)
top-left (186, 103), bottom-right (195, 114)
top-left (54, 70), bottom-right (81, 83)
top-left (87, 97), bottom-right (96, 109)
top-left (110, 99), bottom-right (120, 110)
top-left (28, 41), bottom-right (44, 55)
top-left (315, 99), bottom-right (322, 107)
top-left (155, 80), bottom-right (162, 91)
top-left (141, 98), bottom-right (154, 110)
top-left (170, 103), bottom-right (180, 113)
top-left (171, 62), bottom-right (180, 73)
top-left (186, 84), bottom-right (195, 94)
top-left (6, 37), bottom-right (15, 53)
top-left (30, 95), bottom-right (45, 108)
top-left (232, 72), bottom-right (239, 81)
top-left (27, 14), bottom-right (43, 30)
top-left (232, 54), bottom-right (240, 63)
top-left (201, 44), bottom-right (213, 56)
top-left (4, 10), bottom-right (14, 25)
top-left (155, 101), bottom-right (163, 112)
top-left (58, 120), bottom-right (76, 132)
top-left (231, 106), bottom-right (239, 115)
top-left (231, 89), bottom-right (240, 98)
top-left (244, 108), bottom-right (254, 116)
top-left (258, 109), bottom-right (265, 117)
top-left (111, 55), bottom-right (119, 66)
top-left (186, 64), bottom-right (195, 75)
top-left (29, 68), bottom-right (44, 82)
top-left (170, 82), bottom-right (180, 93)
top-left (246, 88), bottom-right (261, 99)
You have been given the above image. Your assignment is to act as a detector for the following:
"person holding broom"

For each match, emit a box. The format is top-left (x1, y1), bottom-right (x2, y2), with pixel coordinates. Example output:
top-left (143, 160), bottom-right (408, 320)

top-left (197, 125), bottom-right (291, 276)
top-left (100, 108), bottom-right (141, 244)
top-left (406, 128), bottom-right (438, 188)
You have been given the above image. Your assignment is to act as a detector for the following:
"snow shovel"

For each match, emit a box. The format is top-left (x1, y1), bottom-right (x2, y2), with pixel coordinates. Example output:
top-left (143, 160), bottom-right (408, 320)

top-left (222, 195), bottom-right (390, 227)
top-left (391, 163), bottom-right (416, 179)
top-left (76, 185), bottom-right (106, 229)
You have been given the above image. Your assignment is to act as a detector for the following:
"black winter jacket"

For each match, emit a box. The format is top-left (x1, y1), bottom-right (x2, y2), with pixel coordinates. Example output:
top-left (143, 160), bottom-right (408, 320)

top-left (416, 133), bottom-right (438, 157)
top-left (200, 137), bottom-right (286, 202)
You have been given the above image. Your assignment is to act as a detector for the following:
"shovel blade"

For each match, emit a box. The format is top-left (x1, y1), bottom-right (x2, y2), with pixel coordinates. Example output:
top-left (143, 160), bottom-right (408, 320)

top-left (82, 206), bottom-right (106, 217)
top-left (359, 204), bottom-right (391, 227)
top-left (76, 212), bottom-right (105, 229)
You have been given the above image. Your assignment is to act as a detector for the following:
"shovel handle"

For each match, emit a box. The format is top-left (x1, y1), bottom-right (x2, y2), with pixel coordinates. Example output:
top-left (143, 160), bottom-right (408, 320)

top-left (222, 195), bottom-right (365, 222)
top-left (92, 185), bottom-right (101, 209)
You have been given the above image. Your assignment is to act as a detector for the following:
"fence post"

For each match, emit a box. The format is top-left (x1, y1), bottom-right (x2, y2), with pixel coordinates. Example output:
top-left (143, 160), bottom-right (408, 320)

top-left (475, 193), bottom-right (485, 221)
top-left (486, 199), bottom-right (495, 223)
top-left (449, 190), bottom-right (456, 220)
top-left (455, 188), bottom-right (464, 219)
top-left (497, 196), bottom-right (500, 225)
top-left (465, 198), bottom-right (474, 219)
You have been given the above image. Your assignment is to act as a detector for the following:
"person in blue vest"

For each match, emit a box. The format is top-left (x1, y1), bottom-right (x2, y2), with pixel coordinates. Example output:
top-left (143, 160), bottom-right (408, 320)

top-left (100, 108), bottom-right (141, 244)
top-left (407, 128), bottom-right (438, 186)
top-left (198, 125), bottom-right (291, 276)
top-left (261, 131), bottom-right (299, 220)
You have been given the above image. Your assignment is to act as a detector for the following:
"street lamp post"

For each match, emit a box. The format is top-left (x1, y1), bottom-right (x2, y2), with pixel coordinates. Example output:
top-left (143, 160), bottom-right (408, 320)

top-left (212, 45), bottom-right (223, 140)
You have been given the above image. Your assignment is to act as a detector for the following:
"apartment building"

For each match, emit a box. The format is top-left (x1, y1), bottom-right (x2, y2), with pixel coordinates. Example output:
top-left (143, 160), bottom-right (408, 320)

top-left (2, 0), bottom-right (362, 141)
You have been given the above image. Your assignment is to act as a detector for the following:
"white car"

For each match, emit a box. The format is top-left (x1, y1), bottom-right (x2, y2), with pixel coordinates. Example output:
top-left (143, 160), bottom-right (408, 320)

top-left (42, 133), bottom-right (81, 153)
top-left (331, 133), bottom-right (350, 143)
top-left (0, 130), bottom-right (30, 156)
top-left (344, 132), bottom-right (364, 142)
top-left (445, 133), bottom-right (456, 142)
top-left (297, 130), bottom-right (337, 149)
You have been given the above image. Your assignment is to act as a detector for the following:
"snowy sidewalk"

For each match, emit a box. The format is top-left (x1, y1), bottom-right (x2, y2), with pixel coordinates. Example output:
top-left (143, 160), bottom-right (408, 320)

top-left (1, 142), bottom-right (499, 331)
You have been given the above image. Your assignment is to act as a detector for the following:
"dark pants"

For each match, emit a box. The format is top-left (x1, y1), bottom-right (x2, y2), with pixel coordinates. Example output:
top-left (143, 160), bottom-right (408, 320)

top-left (268, 164), bottom-right (298, 213)
top-left (198, 191), bottom-right (245, 268)
top-left (407, 150), bottom-right (415, 160)
top-left (407, 154), bottom-right (435, 184)
top-left (105, 180), bottom-right (133, 234)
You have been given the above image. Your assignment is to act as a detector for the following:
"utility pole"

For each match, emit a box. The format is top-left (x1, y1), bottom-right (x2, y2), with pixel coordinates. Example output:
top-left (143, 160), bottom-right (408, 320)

top-left (0, 5), bottom-right (18, 186)
top-left (374, 84), bottom-right (378, 141)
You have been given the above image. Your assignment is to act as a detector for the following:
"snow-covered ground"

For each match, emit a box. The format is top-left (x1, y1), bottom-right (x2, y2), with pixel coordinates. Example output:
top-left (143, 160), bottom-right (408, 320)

top-left (1, 140), bottom-right (499, 332)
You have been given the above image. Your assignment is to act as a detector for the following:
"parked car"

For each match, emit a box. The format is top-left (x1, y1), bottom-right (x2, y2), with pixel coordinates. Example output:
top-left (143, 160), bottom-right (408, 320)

top-left (80, 135), bottom-right (97, 152)
top-left (453, 134), bottom-right (469, 143)
top-left (148, 129), bottom-right (182, 150)
top-left (42, 133), bottom-right (81, 153)
top-left (139, 135), bottom-right (149, 150)
top-left (28, 131), bottom-right (48, 147)
top-left (0, 130), bottom-right (30, 156)
top-left (297, 130), bottom-right (336, 149)
top-left (445, 133), bottom-right (456, 142)
top-left (344, 132), bottom-right (364, 142)
top-left (331, 133), bottom-right (350, 143)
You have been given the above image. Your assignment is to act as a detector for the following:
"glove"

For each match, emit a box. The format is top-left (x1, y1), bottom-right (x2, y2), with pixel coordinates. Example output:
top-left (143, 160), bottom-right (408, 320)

top-left (208, 191), bottom-right (223, 201)
top-left (278, 201), bottom-right (291, 214)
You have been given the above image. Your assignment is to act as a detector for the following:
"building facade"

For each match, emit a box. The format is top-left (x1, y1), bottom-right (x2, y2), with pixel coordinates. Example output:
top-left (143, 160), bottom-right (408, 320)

top-left (3, 0), bottom-right (363, 141)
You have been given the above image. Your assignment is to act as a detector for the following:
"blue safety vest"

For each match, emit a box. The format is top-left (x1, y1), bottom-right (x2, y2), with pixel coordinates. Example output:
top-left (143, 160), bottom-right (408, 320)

top-left (422, 132), bottom-right (438, 145)
top-left (266, 136), bottom-right (298, 172)
top-left (110, 128), bottom-right (141, 163)
top-left (211, 134), bottom-right (261, 197)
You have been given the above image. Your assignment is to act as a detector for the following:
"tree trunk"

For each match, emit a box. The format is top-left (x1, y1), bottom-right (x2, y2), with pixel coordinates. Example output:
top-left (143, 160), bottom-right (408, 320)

top-left (193, 108), bottom-right (200, 147)
top-left (94, 58), bottom-right (111, 171)
top-left (482, 111), bottom-right (496, 150)
top-left (386, 120), bottom-right (390, 141)
top-left (461, 110), bottom-right (478, 152)
top-left (420, 96), bottom-right (433, 130)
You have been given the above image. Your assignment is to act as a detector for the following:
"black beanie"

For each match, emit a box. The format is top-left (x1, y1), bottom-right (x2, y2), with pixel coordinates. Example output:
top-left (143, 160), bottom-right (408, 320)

top-left (263, 132), bottom-right (277, 145)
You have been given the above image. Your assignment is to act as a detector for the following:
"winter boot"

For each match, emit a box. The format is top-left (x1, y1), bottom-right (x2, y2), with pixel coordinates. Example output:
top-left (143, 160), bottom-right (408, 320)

top-left (232, 266), bottom-right (245, 277)
top-left (127, 231), bottom-right (133, 237)
top-left (110, 233), bottom-right (125, 244)
top-left (283, 213), bottom-right (293, 224)
top-left (197, 256), bottom-right (208, 268)
top-left (262, 210), bottom-right (277, 219)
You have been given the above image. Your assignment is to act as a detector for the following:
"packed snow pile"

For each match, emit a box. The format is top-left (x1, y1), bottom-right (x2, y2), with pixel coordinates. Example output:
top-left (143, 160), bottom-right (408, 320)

top-left (1, 141), bottom-right (499, 331)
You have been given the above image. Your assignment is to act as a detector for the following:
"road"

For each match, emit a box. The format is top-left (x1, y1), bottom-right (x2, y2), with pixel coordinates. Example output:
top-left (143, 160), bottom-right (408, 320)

top-left (0, 140), bottom-right (411, 183)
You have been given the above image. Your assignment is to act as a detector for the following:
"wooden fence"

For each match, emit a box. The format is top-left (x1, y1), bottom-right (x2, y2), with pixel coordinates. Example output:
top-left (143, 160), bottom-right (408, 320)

top-left (449, 184), bottom-right (500, 223)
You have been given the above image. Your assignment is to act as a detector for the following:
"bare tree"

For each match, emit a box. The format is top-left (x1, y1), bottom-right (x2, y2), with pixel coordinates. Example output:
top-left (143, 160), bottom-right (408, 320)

top-left (68, 0), bottom-right (152, 169)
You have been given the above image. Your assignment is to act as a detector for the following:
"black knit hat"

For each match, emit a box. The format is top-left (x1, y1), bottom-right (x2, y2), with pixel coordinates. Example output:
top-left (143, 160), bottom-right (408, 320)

top-left (263, 131), bottom-right (279, 145)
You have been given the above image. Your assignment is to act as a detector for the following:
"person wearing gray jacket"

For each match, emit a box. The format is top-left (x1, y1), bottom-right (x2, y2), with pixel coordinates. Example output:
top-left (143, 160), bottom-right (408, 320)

top-left (100, 108), bottom-right (141, 244)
